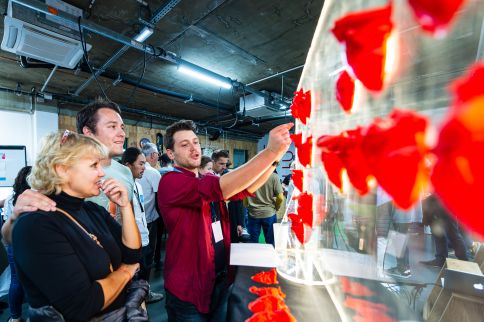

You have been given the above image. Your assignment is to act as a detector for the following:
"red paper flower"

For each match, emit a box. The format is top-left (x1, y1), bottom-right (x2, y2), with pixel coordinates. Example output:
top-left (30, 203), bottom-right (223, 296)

top-left (251, 268), bottom-right (279, 285)
top-left (295, 192), bottom-right (313, 227)
top-left (291, 133), bottom-right (313, 167)
top-left (361, 109), bottom-right (429, 209)
top-left (248, 295), bottom-right (287, 313)
top-left (290, 89), bottom-right (312, 125)
top-left (408, 0), bottom-right (466, 36)
top-left (336, 70), bottom-right (356, 113)
top-left (432, 63), bottom-right (484, 237)
top-left (249, 286), bottom-right (286, 299)
top-left (288, 213), bottom-right (312, 244)
top-left (292, 169), bottom-right (304, 192)
top-left (339, 277), bottom-right (375, 297)
top-left (331, 4), bottom-right (393, 92)
top-left (245, 309), bottom-right (297, 322)
top-left (450, 62), bottom-right (484, 108)
top-left (317, 128), bottom-right (373, 195)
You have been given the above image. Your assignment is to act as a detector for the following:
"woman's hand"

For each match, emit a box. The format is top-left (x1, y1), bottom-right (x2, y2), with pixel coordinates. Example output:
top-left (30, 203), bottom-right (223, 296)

top-left (101, 179), bottom-right (129, 208)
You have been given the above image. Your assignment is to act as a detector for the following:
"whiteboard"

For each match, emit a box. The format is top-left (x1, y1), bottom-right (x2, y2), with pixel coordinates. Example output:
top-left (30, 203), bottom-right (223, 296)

top-left (0, 146), bottom-right (27, 187)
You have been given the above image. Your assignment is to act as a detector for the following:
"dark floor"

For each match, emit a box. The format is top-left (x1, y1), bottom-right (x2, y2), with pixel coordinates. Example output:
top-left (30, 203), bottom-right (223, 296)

top-left (0, 230), bottom-right (453, 321)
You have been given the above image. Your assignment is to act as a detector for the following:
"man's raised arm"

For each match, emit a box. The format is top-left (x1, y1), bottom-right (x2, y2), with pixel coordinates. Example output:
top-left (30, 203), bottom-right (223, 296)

top-left (220, 123), bottom-right (293, 199)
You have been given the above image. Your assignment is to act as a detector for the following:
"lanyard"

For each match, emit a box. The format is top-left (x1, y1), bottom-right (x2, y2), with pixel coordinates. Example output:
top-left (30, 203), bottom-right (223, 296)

top-left (133, 185), bottom-right (144, 213)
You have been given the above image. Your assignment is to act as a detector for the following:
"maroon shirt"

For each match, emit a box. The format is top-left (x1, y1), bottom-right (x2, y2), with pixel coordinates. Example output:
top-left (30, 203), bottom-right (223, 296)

top-left (158, 166), bottom-right (251, 313)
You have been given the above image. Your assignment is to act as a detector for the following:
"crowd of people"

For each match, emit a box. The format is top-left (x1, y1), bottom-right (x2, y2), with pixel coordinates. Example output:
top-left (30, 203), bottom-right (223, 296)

top-left (0, 98), bottom-right (292, 321)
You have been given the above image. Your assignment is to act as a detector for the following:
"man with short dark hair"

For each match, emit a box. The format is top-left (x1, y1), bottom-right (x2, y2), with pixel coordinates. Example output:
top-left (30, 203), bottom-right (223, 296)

top-left (158, 119), bottom-right (292, 321)
top-left (211, 149), bottom-right (229, 175)
top-left (77, 98), bottom-right (134, 216)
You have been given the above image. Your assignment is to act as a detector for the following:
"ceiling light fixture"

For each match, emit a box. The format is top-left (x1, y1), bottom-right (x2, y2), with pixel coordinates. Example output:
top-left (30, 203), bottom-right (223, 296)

top-left (178, 63), bottom-right (232, 89)
top-left (134, 26), bottom-right (154, 42)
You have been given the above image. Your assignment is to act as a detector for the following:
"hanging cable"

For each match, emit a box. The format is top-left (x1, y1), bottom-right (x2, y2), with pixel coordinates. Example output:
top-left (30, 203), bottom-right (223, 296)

top-left (126, 43), bottom-right (149, 107)
top-left (77, 17), bottom-right (109, 100)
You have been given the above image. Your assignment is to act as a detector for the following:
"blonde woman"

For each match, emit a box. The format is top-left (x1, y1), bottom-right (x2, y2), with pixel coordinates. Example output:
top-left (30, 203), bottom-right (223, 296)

top-left (12, 130), bottom-right (142, 321)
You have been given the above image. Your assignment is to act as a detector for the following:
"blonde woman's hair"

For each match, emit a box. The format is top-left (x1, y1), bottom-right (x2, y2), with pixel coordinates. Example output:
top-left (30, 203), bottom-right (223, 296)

top-left (29, 130), bottom-right (108, 195)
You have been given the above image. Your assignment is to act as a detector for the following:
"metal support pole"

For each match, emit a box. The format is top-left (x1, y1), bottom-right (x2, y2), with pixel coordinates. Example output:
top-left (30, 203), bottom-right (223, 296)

top-left (40, 65), bottom-right (58, 92)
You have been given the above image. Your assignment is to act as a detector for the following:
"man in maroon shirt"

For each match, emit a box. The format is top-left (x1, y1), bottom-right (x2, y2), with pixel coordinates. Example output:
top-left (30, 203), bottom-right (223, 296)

top-left (158, 120), bottom-right (292, 322)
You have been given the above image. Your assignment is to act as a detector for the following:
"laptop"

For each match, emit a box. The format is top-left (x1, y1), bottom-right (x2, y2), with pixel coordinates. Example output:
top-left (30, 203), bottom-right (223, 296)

top-left (443, 268), bottom-right (484, 298)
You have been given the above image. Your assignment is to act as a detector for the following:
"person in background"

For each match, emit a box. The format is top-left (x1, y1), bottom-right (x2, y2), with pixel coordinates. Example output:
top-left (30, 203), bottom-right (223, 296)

top-left (282, 161), bottom-right (296, 203)
top-left (12, 131), bottom-right (141, 321)
top-left (245, 170), bottom-right (284, 246)
top-left (159, 153), bottom-right (174, 176)
top-left (1, 166), bottom-right (31, 322)
top-left (155, 152), bottom-right (173, 267)
top-left (158, 120), bottom-right (292, 321)
top-left (420, 194), bottom-right (470, 267)
top-left (199, 156), bottom-right (214, 175)
top-left (122, 147), bottom-right (163, 303)
top-left (211, 150), bottom-right (229, 176)
top-left (377, 188), bottom-right (422, 279)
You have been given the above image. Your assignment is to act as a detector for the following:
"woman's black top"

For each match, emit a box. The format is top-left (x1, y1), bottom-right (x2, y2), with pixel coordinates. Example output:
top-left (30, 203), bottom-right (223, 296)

top-left (12, 192), bottom-right (141, 322)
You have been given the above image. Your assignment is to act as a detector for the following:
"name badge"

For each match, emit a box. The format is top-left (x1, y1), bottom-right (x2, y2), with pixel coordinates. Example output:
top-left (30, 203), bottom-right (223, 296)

top-left (212, 221), bottom-right (223, 243)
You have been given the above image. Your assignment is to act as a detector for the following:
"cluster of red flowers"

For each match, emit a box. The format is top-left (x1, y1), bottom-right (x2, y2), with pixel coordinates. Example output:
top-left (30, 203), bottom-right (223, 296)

top-left (246, 269), bottom-right (296, 322)
top-left (289, 1), bottom-right (483, 240)
top-left (318, 109), bottom-right (430, 210)
top-left (332, 1), bottom-right (466, 112)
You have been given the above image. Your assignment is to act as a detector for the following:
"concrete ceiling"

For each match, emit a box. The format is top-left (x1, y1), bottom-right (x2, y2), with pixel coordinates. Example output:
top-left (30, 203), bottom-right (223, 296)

top-left (0, 0), bottom-right (324, 139)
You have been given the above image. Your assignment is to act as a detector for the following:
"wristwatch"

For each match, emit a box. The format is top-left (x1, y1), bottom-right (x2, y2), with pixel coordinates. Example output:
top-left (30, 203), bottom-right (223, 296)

top-left (272, 161), bottom-right (279, 167)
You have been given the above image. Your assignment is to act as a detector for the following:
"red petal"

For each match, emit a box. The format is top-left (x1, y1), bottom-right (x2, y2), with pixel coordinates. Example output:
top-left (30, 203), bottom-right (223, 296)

top-left (450, 62), bottom-right (484, 109)
top-left (249, 286), bottom-right (286, 299)
top-left (339, 277), bottom-right (375, 297)
top-left (408, 0), bottom-right (466, 35)
top-left (432, 65), bottom-right (484, 237)
top-left (317, 129), bottom-right (373, 195)
top-left (291, 133), bottom-right (313, 167)
top-left (331, 4), bottom-right (393, 91)
top-left (248, 295), bottom-right (287, 313)
top-left (362, 109), bottom-right (430, 209)
top-left (251, 268), bottom-right (279, 285)
top-left (288, 213), bottom-right (305, 244)
top-left (288, 213), bottom-right (312, 244)
top-left (295, 192), bottom-right (313, 227)
top-left (290, 89), bottom-right (312, 125)
top-left (336, 70), bottom-right (356, 113)
top-left (292, 169), bottom-right (304, 192)
top-left (320, 150), bottom-right (344, 191)
top-left (245, 309), bottom-right (297, 322)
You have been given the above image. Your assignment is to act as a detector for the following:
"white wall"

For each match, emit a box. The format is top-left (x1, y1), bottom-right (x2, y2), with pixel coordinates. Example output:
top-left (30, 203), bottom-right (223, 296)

top-left (257, 134), bottom-right (295, 181)
top-left (0, 109), bottom-right (58, 165)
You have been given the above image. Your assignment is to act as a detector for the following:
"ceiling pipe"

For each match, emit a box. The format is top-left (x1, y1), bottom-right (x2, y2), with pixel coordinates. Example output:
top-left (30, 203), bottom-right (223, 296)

top-left (246, 64), bottom-right (305, 86)
top-left (229, 114), bottom-right (294, 130)
top-left (73, 0), bottom-right (181, 96)
top-left (11, 0), bottom-right (291, 109)
top-left (98, 70), bottom-right (235, 113)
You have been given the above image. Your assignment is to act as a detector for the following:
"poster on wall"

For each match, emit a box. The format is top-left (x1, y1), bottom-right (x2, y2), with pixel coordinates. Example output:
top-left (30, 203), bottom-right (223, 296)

top-left (0, 146), bottom-right (27, 187)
